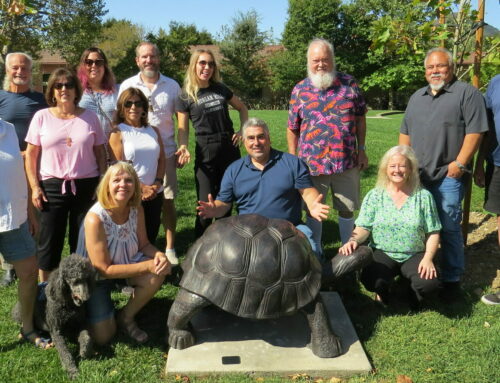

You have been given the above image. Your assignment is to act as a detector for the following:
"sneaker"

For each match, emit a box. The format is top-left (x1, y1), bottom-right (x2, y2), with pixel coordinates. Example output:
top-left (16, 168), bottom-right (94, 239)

top-left (0, 269), bottom-right (16, 287)
top-left (165, 249), bottom-right (179, 266)
top-left (481, 292), bottom-right (500, 305)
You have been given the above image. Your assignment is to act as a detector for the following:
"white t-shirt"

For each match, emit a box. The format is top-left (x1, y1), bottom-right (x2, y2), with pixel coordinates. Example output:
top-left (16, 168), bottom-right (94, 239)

top-left (0, 119), bottom-right (28, 232)
top-left (118, 73), bottom-right (180, 157)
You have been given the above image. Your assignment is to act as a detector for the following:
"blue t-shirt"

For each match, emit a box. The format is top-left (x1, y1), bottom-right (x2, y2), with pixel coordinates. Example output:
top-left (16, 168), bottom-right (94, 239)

top-left (0, 90), bottom-right (46, 151)
top-left (217, 149), bottom-right (313, 225)
top-left (485, 74), bottom-right (500, 166)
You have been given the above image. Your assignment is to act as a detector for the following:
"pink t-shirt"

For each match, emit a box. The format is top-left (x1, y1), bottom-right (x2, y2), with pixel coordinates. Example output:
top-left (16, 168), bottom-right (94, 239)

top-left (26, 108), bottom-right (106, 180)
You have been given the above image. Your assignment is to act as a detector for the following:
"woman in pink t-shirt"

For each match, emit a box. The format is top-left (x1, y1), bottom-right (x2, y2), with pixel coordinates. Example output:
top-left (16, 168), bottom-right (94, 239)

top-left (25, 68), bottom-right (106, 282)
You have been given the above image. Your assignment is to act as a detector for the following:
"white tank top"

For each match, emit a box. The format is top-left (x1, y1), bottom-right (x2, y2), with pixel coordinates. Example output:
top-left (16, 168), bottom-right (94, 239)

top-left (119, 123), bottom-right (163, 191)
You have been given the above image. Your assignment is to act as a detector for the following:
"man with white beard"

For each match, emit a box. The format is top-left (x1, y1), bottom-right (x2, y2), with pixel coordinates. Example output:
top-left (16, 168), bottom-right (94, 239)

top-left (119, 42), bottom-right (181, 265)
top-left (288, 38), bottom-right (368, 258)
top-left (400, 47), bottom-right (488, 300)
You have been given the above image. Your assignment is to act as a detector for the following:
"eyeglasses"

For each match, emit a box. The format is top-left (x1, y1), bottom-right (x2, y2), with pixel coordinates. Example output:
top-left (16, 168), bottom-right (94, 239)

top-left (124, 100), bottom-right (144, 108)
top-left (54, 82), bottom-right (76, 90)
top-left (84, 59), bottom-right (105, 67)
top-left (198, 60), bottom-right (215, 68)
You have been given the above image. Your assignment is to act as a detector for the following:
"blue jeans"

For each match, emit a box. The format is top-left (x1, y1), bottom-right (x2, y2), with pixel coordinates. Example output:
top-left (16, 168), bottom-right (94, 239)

top-left (423, 176), bottom-right (465, 282)
top-left (296, 224), bottom-right (323, 263)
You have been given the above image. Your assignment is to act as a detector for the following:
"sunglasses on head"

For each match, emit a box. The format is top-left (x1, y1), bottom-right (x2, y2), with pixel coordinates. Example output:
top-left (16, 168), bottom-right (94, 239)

top-left (124, 100), bottom-right (144, 108)
top-left (198, 60), bottom-right (215, 68)
top-left (84, 59), bottom-right (105, 67)
top-left (54, 82), bottom-right (76, 90)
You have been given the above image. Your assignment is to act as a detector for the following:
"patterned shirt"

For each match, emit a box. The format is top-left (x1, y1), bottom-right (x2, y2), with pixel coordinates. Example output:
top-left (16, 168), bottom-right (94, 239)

top-left (288, 73), bottom-right (367, 176)
top-left (355, 188), bottom-right (441, 263)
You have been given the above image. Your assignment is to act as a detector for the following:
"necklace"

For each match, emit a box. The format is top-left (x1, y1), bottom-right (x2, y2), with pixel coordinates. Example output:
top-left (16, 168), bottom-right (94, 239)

top-left (61, 119), bottom-right (75, 147)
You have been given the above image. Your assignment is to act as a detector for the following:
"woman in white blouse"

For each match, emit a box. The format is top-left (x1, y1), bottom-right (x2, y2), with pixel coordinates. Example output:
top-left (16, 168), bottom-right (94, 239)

top-left (76, 162), bottom-right (170, 345)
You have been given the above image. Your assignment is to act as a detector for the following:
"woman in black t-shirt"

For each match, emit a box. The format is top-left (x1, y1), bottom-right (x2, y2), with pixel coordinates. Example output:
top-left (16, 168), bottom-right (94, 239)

top-left (176, 49), bottom-right (248, 237)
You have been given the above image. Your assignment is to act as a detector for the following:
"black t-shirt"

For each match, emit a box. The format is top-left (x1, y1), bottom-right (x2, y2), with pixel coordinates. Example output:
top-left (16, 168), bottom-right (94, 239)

top-left (175, 83), bottom-right (234, 137)
top-left (0, 90), bottom-right (47, 151)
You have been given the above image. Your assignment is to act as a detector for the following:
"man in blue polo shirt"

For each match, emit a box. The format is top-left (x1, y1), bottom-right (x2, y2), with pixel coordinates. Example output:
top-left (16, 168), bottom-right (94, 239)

top-left (197, 117), bottom-right (328, 258)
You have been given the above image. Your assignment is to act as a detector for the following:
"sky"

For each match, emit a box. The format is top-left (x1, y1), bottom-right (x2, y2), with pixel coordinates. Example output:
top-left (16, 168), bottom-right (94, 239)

top-left (103, 0), bottom-right (500, 41)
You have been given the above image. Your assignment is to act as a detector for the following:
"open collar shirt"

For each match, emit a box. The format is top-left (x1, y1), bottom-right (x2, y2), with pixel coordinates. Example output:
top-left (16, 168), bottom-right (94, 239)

top-left (288, 73), bottom-right (367, 176)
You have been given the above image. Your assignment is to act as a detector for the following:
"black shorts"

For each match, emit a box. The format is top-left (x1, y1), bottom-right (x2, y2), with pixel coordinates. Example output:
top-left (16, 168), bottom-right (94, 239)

top-left (484, 165), bottom-right (500, 214)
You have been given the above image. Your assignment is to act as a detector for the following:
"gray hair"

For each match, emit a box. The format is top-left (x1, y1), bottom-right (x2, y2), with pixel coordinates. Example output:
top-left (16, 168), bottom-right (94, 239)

top-left (424, 47), bottom-right (454, 69)
top-left (376, 145), bottom-right (421, 192)
top-left (135, 41), bottom-right (160, 57)
top-left (242, 117), bottom-right (270, 139)
top-left (4, 52), bottom-right (33, 90)
top-left (307, 38), bottom-right (335, 61)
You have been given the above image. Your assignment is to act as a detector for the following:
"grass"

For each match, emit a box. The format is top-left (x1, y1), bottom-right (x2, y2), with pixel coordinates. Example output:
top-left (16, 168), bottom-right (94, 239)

top-left (0, 110), bottom-right (498, 383)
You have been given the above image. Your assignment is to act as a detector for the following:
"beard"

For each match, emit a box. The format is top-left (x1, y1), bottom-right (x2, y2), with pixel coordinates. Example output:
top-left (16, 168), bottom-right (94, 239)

top-left (141, 66), bottom-right (159, 79)
top-left (429, 74), bottom-right (445, 92)
top-left (9, 75), bottom-right (30, 86)
top-left (308, 68), bottom-right (336, 90)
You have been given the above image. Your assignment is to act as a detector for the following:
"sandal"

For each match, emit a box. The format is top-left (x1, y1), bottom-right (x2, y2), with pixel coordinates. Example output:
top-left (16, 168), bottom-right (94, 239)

top-left (117, 315), bottom-right (148, 344)
top-left (19, 329), bottom-right (52, 349)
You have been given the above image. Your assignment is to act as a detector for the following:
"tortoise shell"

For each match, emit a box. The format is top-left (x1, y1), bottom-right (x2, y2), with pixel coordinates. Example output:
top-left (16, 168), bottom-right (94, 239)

top-left (180, 214), bottom-right (321, 319)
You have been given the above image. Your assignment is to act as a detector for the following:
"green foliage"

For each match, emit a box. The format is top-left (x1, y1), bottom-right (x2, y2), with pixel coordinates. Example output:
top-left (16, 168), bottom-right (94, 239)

top-left (218, 10), bottom-right (271, 106)
top-left (97, 18), bottom-right (145, 69)
top-left (0, 0), bottom-right (107, 67)
top-left (43, 0), bottom-right (107, 65)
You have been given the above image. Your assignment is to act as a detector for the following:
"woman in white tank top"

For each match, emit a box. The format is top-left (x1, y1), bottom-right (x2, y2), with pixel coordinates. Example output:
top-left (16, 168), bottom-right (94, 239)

top-left (109, 88), bottom-right (166, 247)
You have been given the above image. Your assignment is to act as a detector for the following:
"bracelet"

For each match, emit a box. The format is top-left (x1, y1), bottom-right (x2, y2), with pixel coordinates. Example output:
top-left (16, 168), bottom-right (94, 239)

top-left (154, 177), bottom-right (163, 184)
top-left (454, 160), bottom-right (471, 173)
top-left (358, 145), bottom-right (366, 151)
top-left (349, 237), bottom-right (360, 245)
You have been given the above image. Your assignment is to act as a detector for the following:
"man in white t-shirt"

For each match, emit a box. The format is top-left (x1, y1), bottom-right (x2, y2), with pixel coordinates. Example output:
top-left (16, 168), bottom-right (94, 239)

top-left (118, 42), bottom-right (181, 265)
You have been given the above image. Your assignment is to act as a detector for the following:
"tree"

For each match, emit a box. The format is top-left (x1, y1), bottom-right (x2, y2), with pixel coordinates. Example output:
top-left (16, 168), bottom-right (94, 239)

top-left (366, 0), bottom-right (500, 106)
top-left (0, 0), bottom-right (107, 67)
top-left (218, 10), bottom-right (271, 107)
top-left (97, 18), bottom-right (144, 69)
top-left (268, 0), bottom-right (375, 103)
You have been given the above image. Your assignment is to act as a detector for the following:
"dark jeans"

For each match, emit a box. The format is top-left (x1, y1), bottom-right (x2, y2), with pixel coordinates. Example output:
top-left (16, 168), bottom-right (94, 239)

top-left (142, 191), bottom-right (163, 245)
top-left (37, 177), bottom-right (99, 271)
top-left (360, 249), bottom-right (440, 302)
top-left (194, 133), bottom-right (240, 237)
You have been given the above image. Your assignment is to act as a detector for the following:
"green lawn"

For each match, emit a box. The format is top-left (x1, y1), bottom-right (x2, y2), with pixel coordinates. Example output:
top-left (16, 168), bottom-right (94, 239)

top-left (0, 110), bottom-right (498, 383)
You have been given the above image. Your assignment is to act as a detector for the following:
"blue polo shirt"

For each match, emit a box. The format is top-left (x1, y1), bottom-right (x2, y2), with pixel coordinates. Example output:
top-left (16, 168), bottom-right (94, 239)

top-left (217, 149), bottom-right (313, 225)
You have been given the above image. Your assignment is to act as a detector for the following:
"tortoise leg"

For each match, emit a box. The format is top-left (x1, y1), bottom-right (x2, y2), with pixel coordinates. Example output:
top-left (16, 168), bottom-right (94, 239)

top-left (167, 288), bottom-right (210, 350)
top-left (301, 295), bottom-right (342, 358)
top-left (322, 245), bottom-right (373, 284)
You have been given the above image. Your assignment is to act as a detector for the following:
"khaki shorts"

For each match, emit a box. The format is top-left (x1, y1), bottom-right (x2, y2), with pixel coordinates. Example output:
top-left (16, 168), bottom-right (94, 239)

top-left (163, 154), bottom-right (178, 199)
top-left (311, 167), bottom-right (360, 212)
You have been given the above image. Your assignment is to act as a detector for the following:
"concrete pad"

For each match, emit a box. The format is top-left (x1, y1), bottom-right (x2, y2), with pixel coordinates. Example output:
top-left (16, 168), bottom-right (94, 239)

top-left (166, 292), bottom-right (372, 378)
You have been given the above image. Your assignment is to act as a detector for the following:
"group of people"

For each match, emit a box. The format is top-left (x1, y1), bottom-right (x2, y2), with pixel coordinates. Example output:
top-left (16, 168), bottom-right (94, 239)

top-left (0, 37), bottom-right (498, 350)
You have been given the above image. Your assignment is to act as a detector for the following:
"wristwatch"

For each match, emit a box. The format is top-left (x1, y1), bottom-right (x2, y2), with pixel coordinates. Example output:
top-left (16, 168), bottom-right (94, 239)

top-left (358, 145), bottom-right (366, 151)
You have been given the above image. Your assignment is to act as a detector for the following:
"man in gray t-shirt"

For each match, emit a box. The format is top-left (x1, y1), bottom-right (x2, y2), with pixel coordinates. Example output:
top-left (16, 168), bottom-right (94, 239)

top-left (399, 47), bottom-right (488, 297)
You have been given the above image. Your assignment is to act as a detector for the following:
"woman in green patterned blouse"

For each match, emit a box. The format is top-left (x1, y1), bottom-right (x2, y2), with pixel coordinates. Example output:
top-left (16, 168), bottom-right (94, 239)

top-left (339, 145), bottom-right (441, 309)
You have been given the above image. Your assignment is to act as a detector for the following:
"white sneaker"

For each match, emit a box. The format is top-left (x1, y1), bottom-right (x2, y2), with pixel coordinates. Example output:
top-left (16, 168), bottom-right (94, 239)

top-left (481, 292), bottom-right (500, 305)
top-left (165, 249), bottom-right (179, 266)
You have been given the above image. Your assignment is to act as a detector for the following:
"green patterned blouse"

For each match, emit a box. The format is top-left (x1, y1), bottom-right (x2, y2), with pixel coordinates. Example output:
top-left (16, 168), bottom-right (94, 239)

top-left (355, 187), bottom-right (442, 262)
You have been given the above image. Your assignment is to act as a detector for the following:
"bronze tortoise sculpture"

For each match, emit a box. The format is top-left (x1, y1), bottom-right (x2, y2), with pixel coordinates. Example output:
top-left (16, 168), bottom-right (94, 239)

top-left (167, 214), bottom-right (372, 358)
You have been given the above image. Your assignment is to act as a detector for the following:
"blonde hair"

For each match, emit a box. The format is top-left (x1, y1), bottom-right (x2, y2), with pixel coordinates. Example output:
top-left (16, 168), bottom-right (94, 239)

top-left (96, 162), bottom-right (142, 209)
top-left (376, 145), bottom-right (421, 192)
top-left (183, 49), bottom-right (221, 103)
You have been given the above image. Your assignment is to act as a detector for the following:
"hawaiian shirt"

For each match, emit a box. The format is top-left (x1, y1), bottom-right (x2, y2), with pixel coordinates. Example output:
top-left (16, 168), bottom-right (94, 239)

top-left (288, 72), bottom-right (367, 176)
